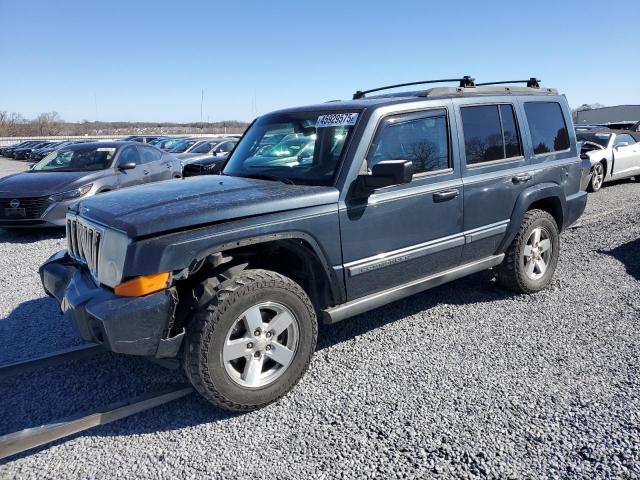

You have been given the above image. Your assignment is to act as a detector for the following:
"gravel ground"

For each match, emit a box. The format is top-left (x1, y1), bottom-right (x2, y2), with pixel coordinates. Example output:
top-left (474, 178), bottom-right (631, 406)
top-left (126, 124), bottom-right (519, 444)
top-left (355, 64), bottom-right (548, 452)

top-left (0, 176), bottom-right (639, 479)
top-left (0, 158), bottom-right (28, 177)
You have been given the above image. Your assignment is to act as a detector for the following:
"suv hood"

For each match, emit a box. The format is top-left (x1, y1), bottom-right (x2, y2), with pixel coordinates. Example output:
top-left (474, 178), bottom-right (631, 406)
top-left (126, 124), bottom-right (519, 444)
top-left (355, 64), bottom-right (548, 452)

top-left (0, 171), bottom-right (109, 197)
top-left (75, 176), bottom-right (339, 238)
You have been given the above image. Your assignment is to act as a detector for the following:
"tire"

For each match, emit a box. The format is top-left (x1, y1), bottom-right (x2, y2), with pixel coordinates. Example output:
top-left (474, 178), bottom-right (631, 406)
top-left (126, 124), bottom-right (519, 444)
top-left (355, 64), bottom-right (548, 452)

top-left (495, 209), bottom-right (560, 294)
top-left (587, 162), bottom-right (605, 192)
top-left (183, 269), bottom-right (317, 412)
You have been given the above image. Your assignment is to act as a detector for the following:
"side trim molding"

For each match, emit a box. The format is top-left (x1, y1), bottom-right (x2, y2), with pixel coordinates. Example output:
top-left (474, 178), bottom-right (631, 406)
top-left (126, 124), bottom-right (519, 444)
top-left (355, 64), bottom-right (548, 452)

top-left (343, 220), bottom-right (509, 277)
top-left (323, 254), bottom-right (505, 324)
top-left (345, 236), bottom-right (464, 277)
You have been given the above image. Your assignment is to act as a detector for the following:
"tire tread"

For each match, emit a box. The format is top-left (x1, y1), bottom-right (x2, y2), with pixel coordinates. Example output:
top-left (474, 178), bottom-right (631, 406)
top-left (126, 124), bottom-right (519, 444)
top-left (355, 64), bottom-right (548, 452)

top-left (183, 269), bottom-right (317, 412)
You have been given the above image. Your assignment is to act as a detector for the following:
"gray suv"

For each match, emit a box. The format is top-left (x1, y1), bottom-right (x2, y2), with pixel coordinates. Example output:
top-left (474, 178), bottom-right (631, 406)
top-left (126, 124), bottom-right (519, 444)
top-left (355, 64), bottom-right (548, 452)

top-left (40, 77), bottom-right (590, 411)
top-left (0, 141), bottom-right (182, 228)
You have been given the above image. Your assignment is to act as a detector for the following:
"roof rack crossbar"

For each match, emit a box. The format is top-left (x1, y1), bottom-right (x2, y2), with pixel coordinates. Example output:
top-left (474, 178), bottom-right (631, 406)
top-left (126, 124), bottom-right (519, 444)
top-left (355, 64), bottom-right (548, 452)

top-left (476, 78), bottom-right (541, 88)
top-left (353, 76), bottom-right (475, 99)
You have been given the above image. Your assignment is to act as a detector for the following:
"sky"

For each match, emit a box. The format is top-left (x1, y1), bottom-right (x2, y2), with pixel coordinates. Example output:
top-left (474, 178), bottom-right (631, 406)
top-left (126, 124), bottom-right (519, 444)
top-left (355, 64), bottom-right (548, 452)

top-left (0, 0), bottom-right (638, 123)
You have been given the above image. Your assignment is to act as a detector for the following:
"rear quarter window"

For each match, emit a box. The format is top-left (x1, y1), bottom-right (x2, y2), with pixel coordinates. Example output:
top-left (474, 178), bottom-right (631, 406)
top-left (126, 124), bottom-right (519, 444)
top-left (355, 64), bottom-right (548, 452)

top-left (524, 102), bottom-right (570, 154)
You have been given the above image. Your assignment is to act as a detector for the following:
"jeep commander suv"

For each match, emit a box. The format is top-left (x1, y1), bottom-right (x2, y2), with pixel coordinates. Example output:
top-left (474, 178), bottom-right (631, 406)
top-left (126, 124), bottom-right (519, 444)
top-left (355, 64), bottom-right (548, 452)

top-left (41, 77), bottom-right (590, 411)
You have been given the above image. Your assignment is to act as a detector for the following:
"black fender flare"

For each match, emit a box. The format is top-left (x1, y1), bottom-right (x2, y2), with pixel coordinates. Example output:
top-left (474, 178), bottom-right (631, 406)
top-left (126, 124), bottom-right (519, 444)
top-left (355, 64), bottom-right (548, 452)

top-left (193, 230), bottom-right (345, 306)
top-left (496, 183), bottom-right (566, 253)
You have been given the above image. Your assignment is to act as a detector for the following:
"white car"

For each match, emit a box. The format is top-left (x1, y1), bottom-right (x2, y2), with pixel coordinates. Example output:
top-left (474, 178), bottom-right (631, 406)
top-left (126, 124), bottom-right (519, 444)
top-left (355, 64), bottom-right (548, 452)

top-left (576, 129), bottom-right (640, 192)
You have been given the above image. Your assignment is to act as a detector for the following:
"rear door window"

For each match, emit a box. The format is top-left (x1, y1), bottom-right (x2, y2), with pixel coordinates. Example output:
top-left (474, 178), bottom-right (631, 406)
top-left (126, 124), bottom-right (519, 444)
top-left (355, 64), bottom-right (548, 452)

top-left (524, 102), bottom-right (570, 154)
top-left (461, 104), bottom-right (522, 165)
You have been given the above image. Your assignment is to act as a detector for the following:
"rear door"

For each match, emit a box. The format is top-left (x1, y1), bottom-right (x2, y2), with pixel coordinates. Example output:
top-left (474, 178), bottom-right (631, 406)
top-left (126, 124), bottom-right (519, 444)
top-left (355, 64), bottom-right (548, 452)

top-left (456, 101), bottom-right (532, 261)
top-left (611, 133), bottom-right (640, 179)
top-left (339, 105), bottom-right (465, 300)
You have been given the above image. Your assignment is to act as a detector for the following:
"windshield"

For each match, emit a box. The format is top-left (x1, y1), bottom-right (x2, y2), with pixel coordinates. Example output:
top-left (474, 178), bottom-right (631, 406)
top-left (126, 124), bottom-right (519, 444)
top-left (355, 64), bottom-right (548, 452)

top-left (191, 141), bottom-right (219, 153)
top-left (32, 147), bottom-right (116, 172)
top-left (576, 132), bottom-right (611, 148)
top-left (170, 139), bottom-right (198, 153)
top-left (223, 111), bottom-right (359, 185)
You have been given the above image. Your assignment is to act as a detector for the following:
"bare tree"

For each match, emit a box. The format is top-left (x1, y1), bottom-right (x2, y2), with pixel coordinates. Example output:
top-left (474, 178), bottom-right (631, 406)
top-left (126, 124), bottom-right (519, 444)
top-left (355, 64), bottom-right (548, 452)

top-left (34, 112), bottom-right (63, 136)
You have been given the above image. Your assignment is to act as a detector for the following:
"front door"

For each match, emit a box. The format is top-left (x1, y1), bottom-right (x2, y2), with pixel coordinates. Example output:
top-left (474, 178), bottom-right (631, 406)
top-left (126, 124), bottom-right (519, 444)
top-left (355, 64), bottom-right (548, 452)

top-left (138, 145), bottom-right (173, 181)
top-left (116, 146), bottom-right (147, 188)
top-left (339, 107), bottom-right (464, 300)
top-left (611, 133), bottom-right (640, 179)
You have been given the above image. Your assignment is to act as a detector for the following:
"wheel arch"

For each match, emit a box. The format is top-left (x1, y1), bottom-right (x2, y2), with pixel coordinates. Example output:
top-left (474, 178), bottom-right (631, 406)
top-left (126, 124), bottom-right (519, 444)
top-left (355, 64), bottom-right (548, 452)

top-left (177, 231), bottom-right (344, 315)
top-left (497, 183), bottom-right (566, 253)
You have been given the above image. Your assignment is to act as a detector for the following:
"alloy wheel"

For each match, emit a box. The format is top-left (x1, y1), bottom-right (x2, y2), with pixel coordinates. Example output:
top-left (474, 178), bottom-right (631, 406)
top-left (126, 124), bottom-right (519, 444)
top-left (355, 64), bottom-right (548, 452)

top-left (221, 302), bottom-right (299, 389)
top-left (523, 227), bottom-right (552, 280)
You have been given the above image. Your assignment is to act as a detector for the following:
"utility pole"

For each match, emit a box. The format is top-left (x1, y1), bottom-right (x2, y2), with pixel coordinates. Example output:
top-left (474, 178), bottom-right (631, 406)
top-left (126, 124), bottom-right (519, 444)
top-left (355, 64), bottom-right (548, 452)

top-left (200, 89), bottom-right (204, 131)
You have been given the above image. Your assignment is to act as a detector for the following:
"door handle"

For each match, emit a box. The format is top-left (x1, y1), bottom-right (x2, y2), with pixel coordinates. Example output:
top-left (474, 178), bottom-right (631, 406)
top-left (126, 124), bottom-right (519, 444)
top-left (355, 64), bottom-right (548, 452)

top-left (433, 189), bottom-right (459, 202)
top-left (512, 173), bottom-right (532, 184)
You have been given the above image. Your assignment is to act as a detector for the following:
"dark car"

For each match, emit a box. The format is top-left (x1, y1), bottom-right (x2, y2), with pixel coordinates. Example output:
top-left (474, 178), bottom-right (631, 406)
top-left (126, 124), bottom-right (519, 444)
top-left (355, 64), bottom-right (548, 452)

top-left (14, 142), bottom-right (58, 160)
top-left (0, 141), bottom-right (182, 228)
top-left (166, 138), bottom-right (200, 154)
top-left (149, 137), bottom-right (188, 151)
top-left (41, 77), bottom-right (589, 412)
top-left (182, 154), bottom-right (227, 177)
top-left (118, 135), bottom-right (165, 143)
top-left (1, 141), bottom-right (45, 158)
top-left (30, 140), bottom-right (96, 161)
top-left (176, 138), bottom-right (238, 164)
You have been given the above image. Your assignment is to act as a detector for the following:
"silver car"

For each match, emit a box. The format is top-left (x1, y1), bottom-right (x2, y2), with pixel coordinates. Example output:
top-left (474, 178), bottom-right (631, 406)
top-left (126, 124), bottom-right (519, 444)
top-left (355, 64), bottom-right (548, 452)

top-left (0, 141), bottom-right (182, 228)
top-left (176, 138), bottom-right (238, 164)
top-left (577, 129), bottom-right (640, 192)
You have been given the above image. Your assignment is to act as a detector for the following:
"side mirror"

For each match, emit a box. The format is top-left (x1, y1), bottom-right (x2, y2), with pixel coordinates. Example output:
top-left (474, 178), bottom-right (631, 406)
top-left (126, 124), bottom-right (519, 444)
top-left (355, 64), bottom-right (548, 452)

top-left (356, 159), bottom-right (413, 194)
top-left (118, 162), bottom-right (137, 170)
top-left (614, 142), bottom-right (629, 149)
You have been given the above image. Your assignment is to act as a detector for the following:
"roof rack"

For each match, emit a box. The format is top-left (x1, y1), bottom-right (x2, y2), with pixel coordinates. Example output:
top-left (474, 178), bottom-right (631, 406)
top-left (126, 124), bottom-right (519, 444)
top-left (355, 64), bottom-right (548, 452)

top-left (476, 77), bottom-right (541, 88)
top-left (353, 76), bottom-right (476, 100)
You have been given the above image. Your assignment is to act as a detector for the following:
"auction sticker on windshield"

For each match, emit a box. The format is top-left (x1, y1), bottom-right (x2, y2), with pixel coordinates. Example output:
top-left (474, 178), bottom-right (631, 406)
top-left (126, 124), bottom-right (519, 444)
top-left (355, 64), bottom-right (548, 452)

top-left (316, 113), bottom-right (359, 128)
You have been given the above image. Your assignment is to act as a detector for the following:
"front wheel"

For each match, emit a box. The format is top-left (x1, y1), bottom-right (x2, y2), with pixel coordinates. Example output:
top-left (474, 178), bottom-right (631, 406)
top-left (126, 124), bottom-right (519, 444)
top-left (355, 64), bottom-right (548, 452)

top-left (183, 269), bottom-right (317, 412)
top-left (587, 162), bottom-right (605, 192)
top-left (495, 209), bottom-right (560, 294)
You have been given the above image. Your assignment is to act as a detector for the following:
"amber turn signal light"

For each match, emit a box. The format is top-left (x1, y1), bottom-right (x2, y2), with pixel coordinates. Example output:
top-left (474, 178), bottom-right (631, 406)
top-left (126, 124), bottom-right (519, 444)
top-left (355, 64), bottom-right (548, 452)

top-left (114, 272), bottom-right (170, 297)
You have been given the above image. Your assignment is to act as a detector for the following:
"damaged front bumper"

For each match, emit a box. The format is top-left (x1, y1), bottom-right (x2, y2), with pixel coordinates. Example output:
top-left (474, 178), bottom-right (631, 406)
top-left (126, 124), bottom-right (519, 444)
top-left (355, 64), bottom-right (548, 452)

top-left (39, 250), bottom-right (184, 358)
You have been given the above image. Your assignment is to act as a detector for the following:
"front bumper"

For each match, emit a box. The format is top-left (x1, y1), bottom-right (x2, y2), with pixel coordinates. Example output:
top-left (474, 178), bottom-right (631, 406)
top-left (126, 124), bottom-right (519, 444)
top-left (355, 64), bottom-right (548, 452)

top-left (0, 199), bottom-right (77, 229)
top-left (39, 250), bottom-right (184, 357)
top-left (580, 157), bottom-right (594, 191)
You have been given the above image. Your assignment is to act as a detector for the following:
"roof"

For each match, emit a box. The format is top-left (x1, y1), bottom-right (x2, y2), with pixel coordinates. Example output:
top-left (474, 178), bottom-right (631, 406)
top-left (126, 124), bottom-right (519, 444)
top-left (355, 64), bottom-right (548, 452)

top-left (59, 141), bottom-right (139, 150)
top-left (269, 85), bottom-right (561, 116)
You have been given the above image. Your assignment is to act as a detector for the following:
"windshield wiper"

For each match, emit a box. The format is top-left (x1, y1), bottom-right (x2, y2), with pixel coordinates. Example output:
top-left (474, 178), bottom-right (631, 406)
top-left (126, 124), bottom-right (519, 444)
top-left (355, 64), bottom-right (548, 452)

top-left (240, 173), bottom-right (296, 185)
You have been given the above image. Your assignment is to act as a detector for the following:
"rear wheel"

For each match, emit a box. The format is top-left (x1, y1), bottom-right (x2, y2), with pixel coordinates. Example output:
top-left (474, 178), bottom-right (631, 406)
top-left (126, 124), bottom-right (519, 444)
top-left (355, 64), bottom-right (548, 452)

top-left (495, 209), bottom-right (560, 294)
top-left (183, 269), bottom-right (317, 411)
top-left (587, 162), bottom-right (605, 192)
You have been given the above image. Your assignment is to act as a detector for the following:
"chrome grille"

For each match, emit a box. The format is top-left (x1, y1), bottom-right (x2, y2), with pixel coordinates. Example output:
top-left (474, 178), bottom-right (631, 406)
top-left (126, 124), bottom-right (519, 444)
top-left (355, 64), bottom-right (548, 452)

top-left (66, 215), bottom-right (104, 281)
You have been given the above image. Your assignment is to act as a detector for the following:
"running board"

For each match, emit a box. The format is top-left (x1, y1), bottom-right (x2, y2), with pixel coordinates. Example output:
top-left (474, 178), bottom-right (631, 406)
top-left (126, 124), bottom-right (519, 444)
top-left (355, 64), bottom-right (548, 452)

top-left (323, 254), bottom-right (504, 324)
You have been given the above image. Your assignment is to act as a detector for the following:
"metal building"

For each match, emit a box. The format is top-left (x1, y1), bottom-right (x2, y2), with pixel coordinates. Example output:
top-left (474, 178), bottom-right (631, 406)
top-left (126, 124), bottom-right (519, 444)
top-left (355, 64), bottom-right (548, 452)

top-left (575, 105), bottom-right (640, 125)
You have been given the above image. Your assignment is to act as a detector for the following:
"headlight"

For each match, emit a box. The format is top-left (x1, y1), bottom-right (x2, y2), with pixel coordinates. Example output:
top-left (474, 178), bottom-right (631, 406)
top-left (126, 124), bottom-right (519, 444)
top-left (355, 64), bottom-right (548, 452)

top-left (66, 213), bottom-right (129, 288)
top-left (49, 184), bottom-right (93, 202)
top-left (97, 227), bottom-right (130, 287)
